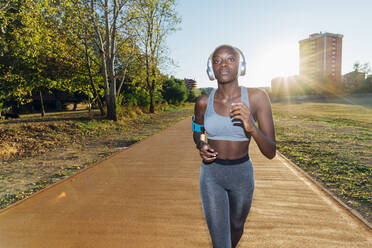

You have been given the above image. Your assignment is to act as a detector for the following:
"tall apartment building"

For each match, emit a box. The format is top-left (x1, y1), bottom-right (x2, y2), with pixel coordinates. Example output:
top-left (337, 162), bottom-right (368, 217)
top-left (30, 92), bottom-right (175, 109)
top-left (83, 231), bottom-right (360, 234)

top-left (299, 32), bottom-right (343, 82)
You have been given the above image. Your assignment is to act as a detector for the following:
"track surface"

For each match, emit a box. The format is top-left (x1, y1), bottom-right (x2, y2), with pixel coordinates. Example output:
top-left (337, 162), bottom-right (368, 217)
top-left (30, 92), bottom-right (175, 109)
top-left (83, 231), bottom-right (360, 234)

top-left (0, 117), bottom-right (371, 248)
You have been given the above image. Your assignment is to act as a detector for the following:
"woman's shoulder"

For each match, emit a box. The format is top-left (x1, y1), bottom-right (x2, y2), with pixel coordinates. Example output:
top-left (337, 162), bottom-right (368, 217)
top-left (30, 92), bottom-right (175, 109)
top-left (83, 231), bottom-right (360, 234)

top-left (194, 91), bottom-right (211, 116)
top-left (246, 87), bottom-right (269, 101)
top-left (195, 92), bottom-right (211, 108)
top-left (245, 87), bottom-right (271, 114)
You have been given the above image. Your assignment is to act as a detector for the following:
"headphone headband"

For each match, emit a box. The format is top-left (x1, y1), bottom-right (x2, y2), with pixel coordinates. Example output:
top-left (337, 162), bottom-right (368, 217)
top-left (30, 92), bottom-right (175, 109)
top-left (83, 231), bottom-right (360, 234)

top-left (206, 45), bottom-right (246, 81)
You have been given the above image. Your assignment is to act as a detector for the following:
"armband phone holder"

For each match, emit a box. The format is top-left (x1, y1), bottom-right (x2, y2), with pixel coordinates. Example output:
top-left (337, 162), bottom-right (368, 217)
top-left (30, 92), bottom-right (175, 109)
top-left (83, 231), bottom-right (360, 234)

top-left (192, 115), bottom-right (205, 133)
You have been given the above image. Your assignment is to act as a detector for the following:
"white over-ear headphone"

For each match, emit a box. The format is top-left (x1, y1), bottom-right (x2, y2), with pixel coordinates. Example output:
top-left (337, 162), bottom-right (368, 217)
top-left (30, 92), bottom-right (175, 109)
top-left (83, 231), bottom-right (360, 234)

top-left (206, 45), bottom-right (246, 81)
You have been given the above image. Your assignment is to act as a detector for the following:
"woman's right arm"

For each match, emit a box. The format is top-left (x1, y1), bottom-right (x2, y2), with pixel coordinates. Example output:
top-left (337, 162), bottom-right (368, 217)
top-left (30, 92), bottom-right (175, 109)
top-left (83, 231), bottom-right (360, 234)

top-left (193, 95), bottom-right (218, 162)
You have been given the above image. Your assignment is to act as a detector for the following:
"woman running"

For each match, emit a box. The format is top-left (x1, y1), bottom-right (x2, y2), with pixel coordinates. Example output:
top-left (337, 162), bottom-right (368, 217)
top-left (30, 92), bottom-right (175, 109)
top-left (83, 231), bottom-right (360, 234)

top-left (192, 44), bottom-right (276, 248)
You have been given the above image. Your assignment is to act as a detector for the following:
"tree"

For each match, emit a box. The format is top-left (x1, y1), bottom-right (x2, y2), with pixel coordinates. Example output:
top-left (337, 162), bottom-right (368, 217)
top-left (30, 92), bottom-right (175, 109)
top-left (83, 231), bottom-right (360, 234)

top-left (131, 0), bottom-right (181, 113)
top-left (353, 61), bottom-right (371, 75)
top-left (353, 61), bottom-right (361, 72)
top-left (86, 0), bottom-right (139, 121)
top-left (0, 0), bottom-right (78, 115)
top-left (0, 0), bottom-right (104, 117)
top-left (0, 0), bottom-right (182, 117)
top-left (61, 0), bottom-right (106, 116)
top-left (162, 77), bottom-right (187, 105)
top-left (361, 62), bottom-right (371, 75)
top-left (345, 61), bottom-right (371, 94)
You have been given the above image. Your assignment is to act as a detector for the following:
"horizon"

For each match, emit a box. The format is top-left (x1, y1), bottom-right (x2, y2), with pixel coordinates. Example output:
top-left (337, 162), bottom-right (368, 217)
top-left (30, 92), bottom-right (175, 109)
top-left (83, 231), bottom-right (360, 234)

top-left (166, 0), bottom-right (372, 88)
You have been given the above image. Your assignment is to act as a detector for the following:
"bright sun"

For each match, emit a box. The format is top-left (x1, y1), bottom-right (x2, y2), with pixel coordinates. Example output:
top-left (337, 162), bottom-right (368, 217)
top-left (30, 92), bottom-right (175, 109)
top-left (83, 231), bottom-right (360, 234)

top-left (252, 41), bottom-right (299, 84)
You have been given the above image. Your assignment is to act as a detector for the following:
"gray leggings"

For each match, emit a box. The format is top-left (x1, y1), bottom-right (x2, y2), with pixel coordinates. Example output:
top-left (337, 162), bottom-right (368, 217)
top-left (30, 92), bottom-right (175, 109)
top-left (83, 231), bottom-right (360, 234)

top-left (200, 156), bottom-right (255, 248)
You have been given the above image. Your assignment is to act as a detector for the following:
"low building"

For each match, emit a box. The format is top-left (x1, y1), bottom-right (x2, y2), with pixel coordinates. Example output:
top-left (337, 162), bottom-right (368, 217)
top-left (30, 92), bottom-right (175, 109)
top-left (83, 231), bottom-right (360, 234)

top-left (342, 71), bottom-right (366, 93)
top-left (184, 78), bottom-right (197, 90)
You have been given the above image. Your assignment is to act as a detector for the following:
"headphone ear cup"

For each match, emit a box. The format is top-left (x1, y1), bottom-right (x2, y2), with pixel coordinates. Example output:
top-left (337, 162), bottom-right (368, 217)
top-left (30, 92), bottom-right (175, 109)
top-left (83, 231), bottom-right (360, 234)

top-left (235, 47), bottom-right (246, 77)
top-left (240, 60), bottom-right (246, 76)
top-left (206, 55), bottom-right (215, 81)
top-left (237, 61), bottom-right (242, 76)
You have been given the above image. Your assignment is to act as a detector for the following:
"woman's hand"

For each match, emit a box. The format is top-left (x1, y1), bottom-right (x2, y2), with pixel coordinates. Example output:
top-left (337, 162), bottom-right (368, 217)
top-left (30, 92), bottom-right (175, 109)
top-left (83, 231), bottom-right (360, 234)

top-left (230, 102), bottom-right (257, 134)
top-left (199, 142), bottom-right (218, 163)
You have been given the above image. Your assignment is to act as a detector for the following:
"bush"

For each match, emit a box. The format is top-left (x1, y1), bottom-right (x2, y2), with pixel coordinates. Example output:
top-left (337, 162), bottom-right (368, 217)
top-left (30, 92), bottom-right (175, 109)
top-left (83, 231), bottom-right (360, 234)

top-left (161, 77), bottom-right (188, 105)
top-left (353, 76), bottom-right (372, 93)
top-left (186, 88), bottom-right (200, 102)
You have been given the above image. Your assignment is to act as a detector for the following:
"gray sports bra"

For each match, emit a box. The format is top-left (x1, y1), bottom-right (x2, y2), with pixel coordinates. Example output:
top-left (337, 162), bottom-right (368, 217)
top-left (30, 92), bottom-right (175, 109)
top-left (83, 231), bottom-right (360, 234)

top-left (204, 86), bottom-right (251, 141)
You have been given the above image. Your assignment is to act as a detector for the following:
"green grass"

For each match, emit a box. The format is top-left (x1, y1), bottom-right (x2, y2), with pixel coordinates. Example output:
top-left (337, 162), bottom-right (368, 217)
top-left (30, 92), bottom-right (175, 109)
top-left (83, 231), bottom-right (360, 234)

top-left (272, 94), bottom-right (372, 217)
top-left (0, 165), bottom-right (82, 209)
top-left (0, 103), bottom-right (195, 161)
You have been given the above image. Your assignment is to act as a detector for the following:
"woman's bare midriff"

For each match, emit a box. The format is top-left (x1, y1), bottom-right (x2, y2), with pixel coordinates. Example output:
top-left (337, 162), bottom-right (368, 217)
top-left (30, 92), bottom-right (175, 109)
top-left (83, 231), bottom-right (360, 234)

top-left (208, 139), bottom-right (250, 160)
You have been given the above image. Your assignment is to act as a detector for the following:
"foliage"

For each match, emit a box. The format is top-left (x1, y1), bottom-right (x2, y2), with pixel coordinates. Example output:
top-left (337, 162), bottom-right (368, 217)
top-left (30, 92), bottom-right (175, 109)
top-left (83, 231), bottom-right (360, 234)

top-left (0, 0), bottom-right (182, 119)
top-left (84, 0), bottom-right (139, 121)
top-left (0, 0), bottom-right (100, 113)
top-left (353, 76), bottom-right (372, 93)
top-left (186, 87), bottom-right (200, 102)
top-left (353, 61), bottom-right (371, 74)
top-left (131, 0), bottom-right (181, 113)
top-left (161, 77), bottom-right (188, 105)
top-left (342, 61), bottom-right (372, 94)
top-left (200, 88), bottom-right (208, 95)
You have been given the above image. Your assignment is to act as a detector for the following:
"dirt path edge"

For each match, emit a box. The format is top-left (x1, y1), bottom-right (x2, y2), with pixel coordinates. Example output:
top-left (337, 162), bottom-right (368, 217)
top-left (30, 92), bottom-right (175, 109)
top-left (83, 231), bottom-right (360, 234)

top-left (0, 120), bottom-right (156, 215)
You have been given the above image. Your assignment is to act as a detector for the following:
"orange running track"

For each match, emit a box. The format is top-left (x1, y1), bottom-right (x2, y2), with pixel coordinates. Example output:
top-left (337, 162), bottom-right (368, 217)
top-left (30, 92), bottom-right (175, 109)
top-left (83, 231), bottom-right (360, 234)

top-left (0, 117), bottom-right (371, 248)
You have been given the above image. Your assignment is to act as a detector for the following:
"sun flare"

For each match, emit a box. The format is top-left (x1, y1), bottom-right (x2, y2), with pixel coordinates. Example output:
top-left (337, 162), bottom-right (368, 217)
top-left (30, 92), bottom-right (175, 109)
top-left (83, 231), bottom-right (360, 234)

top-left (257, 41), bottom-right (299, 81)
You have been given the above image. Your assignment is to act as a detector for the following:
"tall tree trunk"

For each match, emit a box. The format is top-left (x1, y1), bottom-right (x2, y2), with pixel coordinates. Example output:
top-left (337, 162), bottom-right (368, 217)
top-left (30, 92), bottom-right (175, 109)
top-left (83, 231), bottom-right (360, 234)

top-left (90, 0), bottom-right (109, 117)
top-left (88, 67), bottom-right (105, 116)
top-left (100, 51), bottom-right (110, 116)
top-left (39, 90), bottom-right (45, 117)
top-left (145, 56), bottom-right (152, 113)
top-left (106, 51), bottom-right (117, 120)
top-left (149, 88), bottom-right (154, 113)
top-left (106, 53), bottom-right (117, 120)
top-left (108, 80), bottom-right (117, 121)
top-left (104, 0), bottom-right (118, 121)
top-left (149, 67), bottom-right (156, 113)
top-left (84, 39), bottom-right (105, 116)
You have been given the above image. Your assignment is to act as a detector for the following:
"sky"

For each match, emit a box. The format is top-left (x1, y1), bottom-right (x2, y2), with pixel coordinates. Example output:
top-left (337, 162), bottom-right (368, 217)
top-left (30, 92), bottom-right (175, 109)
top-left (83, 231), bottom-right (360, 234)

top-left (165, 0), bottom-right (372, 88)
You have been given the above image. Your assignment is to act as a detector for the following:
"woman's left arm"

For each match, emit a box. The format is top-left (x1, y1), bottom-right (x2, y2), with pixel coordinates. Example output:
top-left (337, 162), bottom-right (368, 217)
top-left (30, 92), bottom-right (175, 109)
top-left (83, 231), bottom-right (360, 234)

top-left (250, 89), bottom-right (276, 159)
top-left (230, 89), bottom-right (276, 159)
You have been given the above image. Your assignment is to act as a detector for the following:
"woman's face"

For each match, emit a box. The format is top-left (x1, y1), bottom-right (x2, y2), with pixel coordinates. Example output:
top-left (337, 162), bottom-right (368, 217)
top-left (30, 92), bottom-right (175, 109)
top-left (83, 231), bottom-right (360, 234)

top-left (212, 46), bottom-right (239, 83)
